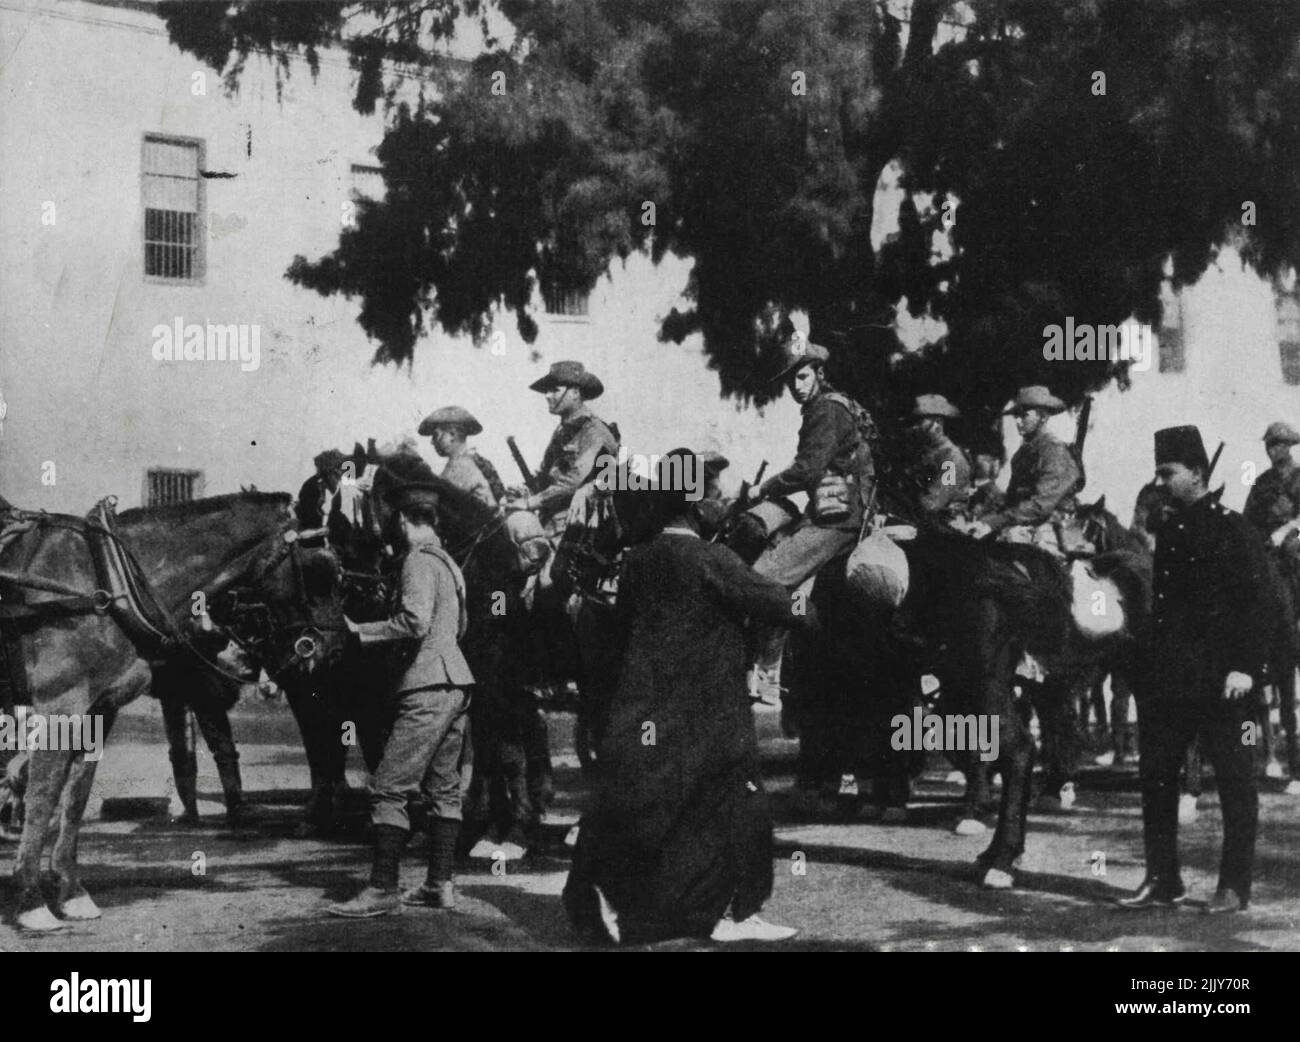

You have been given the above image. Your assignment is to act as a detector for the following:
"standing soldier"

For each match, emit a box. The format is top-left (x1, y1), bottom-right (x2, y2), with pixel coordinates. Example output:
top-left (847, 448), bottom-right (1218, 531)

top-left (907, 394), bottom-right (972, 524)
top-left (748, 338), bottom-right (875, 703)
top-left (1116, 426), bottom-right (1271, 914)
top-left (419, 406), bottom-right (503, 509)
top-left (966, 386), bottom-right (1081, 545)
top-left (328, 481), bottom-right (474, 917)
top-left (503, 361), bottom-right (619, 536)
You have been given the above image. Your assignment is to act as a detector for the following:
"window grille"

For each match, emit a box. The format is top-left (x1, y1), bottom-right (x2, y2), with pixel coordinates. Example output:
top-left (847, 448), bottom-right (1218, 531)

top-left (143, 136), bottom-right (203, 281)
top-left (145, 468), bottom-right (204, 506)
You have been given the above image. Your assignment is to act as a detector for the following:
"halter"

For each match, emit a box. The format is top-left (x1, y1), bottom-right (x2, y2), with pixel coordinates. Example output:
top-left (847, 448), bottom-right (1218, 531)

top-left (0, 500), bottom-right (339, 686)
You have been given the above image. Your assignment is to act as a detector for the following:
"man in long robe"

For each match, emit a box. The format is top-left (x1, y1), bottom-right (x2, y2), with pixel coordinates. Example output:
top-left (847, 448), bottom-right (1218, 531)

top-left (564, 451), bottom-right (815, 944)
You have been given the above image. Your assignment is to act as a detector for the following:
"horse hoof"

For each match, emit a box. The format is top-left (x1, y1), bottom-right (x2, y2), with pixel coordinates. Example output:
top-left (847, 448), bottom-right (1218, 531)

top-left (954, 818), bottom-right (988, 836)
top-left (982, 868), bottom-right (1015, 890)
top-left (1285, 780), bottom-right (1300, 797)
top-left (944, 770), bottom-right (966, 785)
top-left (17, 905), bottom-right (67, 932)
top-left (59, 894), bottom-right (102, 921)
top-left (1266, 761), bottom-right (1285, 780)
top-left (1177, 793), bottom-right (1199, 825)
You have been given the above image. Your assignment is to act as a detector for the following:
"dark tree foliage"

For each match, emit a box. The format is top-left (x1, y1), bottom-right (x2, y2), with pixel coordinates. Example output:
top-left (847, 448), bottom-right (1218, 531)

top-left (159, 0), bottom-right (1300, 433)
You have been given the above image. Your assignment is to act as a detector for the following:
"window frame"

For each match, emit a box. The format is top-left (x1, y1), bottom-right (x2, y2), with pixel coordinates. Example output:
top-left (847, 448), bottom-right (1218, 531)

top-left (142, 133), bottom-right (206, 287)
top-left (143, 467), bottom-right (205, 507)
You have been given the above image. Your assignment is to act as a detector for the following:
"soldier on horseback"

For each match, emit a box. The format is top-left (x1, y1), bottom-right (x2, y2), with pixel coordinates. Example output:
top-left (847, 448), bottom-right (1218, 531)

top-left (907, 394), bottom-right (972, 524)
top-left (420, 406), bottom-right (503, 510)
top-left (747, 337), bottom-right (876, 703)
top-left (504, 361), bottom-right (619, 537)
top-left (965, 385), bottom-right (1081, 546)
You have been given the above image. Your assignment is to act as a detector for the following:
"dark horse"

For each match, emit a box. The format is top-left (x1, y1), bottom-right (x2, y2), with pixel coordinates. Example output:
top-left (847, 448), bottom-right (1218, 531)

top-left (0, 492), bottom-right (344, 930)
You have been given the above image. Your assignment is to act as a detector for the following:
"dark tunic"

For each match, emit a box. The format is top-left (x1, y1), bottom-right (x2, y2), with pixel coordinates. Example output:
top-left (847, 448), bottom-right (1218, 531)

top-left (563, 530), bottom-right (811, 943)
top-left (1147, 494), bottom-right (1272, 700)
top-left (983, 429), bottom-right (1080, 533)
top-left (1243, 461), bottom-right (1300, 535)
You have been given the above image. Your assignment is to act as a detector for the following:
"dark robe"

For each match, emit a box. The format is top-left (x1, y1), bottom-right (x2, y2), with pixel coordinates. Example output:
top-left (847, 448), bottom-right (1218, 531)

top-left (563, 529), bottom-right (811, 943)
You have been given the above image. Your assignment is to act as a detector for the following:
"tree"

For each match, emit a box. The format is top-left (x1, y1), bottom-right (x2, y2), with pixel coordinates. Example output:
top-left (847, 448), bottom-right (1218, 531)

top-left (160, 0), bottom-right (1300, 431)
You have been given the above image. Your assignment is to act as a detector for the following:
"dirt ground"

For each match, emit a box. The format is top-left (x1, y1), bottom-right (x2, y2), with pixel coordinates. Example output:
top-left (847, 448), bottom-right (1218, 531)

top-left (4, 695), bottom-right (1299, 952)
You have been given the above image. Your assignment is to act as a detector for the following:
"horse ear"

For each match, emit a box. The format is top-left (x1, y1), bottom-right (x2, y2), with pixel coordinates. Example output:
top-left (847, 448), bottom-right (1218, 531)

top-left (1096, 494), bottom-right (1106, 510)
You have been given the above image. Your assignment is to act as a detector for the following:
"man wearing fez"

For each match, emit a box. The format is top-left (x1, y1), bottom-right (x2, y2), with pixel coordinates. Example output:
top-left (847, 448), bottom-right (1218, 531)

top-left (328, 481), bottom-right (474, 917)
top-left (419, 405), bottom-right (502, 509)
top-left (504, 361), bottom-right (619, 535)
top-left (907, 393), bottom-right (972, 524)
top-left (1117, 426), bottom-right (1272, 914)
top-left (967, 386), bottom-right (1080, 542)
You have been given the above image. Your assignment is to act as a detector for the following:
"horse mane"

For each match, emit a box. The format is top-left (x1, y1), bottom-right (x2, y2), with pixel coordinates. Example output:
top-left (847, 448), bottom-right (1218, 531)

top-left (118, 490), bottom-right (291, 524)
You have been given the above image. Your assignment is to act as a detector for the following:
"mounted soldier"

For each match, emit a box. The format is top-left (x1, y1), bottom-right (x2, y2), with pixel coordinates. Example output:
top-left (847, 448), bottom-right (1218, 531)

top-left (747, 337), bottom-right (876, 703)
top-left (504, 361), bottom-right (619, 538)
top-left (1244, 421), bottom-right (1300, 592)
top-left (419, 406), bottom-right (503, 510)
top-left (966, 385), bottom-right (1081, 548)
top-left (907, 394), bottom-right (972, 524)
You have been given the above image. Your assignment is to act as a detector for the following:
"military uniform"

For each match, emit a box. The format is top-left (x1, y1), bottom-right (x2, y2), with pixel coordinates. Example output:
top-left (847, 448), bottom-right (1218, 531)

top-left (328, 484), bottom-right (474, 917)
top-left (754, 390), bottom-right (874, 586)
top-left (1129, 429), bottom-right (1273, 910)
top-left (982, 428), bottom-right (1080, 539)
top-left (914, 434), bottom-right (972, 522)
top-left (533, 405), bottom-right (619, 533)
top-left (440, 449), bottom-right (498, 510)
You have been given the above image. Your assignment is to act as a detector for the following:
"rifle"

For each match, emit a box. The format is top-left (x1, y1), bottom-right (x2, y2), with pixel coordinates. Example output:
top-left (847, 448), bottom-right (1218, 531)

top-left (506, 436), bottom-right (541, 494)
top-left (1072, 394), bottom-right (1092, 493)
top-left (1207, 440), bottom-right (1225, 482)
top-left (709, 461), bottom-right (767, 543)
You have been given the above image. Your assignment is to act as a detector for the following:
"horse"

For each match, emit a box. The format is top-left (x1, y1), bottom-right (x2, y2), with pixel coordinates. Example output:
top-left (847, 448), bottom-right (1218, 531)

top-left (0, 492), bottom-right (345, 930)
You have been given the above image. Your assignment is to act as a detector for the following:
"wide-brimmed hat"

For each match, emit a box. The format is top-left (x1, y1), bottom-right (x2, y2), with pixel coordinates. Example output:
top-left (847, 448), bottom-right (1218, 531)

top-left (383, 480), bottom-right (441, 512)
top-left (1004, 386), bottom-right (1066, 415)
top-left (418, 406), bottom-right (483, 437)
top-left (528, 360), bottom-right (604, 399)
top-left (1154, 425), bottom-right (1210, 474)
top-left (313, 449), bottom-right (346, 473)
top-left (770, 337), bottom-right (830, 384)
top-left (701, 450), bottom-right (730, 475)
top-left (1263, 421), bottom-right (1300, 446)
top-left (912, 394), bottom-right (961, 420)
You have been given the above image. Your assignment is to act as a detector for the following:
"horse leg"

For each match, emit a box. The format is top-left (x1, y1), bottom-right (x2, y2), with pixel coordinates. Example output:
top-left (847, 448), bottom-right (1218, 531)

top-left (13, 723), bottom-right (79, 930)
top-left (976, 623), bottom-right (1031, 885)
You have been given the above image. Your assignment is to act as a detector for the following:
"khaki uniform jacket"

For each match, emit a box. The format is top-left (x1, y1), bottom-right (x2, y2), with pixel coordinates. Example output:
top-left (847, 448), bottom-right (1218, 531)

top-left (984, 429), bottom-right (1080, 533)
top-left (915, 434), bottom-right (972, 520)
top-left (535, 406), bottom-right (619, 524)
top-left (355, 540), bottom-right (475, 692)
top-left (441, 451), bottom-right (498, 509)
top-left (1243, 462), bottom-right (1300, 537)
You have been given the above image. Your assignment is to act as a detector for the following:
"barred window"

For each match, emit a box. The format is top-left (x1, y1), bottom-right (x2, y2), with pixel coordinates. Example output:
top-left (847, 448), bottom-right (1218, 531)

top-left (543, 286), bottom-right (590, 317)
top-left (143, 136), bottom-right (204, 281)
top-left (145, 468), bottom-right (204, 506)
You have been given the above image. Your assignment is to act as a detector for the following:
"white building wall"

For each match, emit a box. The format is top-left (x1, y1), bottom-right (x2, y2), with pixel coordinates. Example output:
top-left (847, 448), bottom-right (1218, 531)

top-left (1, 0), bottom-right (1294, 522)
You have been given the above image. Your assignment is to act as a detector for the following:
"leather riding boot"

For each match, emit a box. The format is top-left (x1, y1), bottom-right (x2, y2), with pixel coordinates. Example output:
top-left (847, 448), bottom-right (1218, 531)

top-left (216, 758), bottom-right (249, 827)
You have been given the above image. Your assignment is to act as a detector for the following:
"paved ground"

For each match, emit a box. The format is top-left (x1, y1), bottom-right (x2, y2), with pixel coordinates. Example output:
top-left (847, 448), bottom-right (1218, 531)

top-left (4, 695), bottom-right (1299, 951)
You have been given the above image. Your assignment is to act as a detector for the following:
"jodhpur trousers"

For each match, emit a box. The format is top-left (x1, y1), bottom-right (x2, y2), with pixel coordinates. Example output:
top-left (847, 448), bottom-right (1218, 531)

top-left (752, 522), bottom-right (857, 672)
top-left (371, 686), bottom-right (471, 831)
